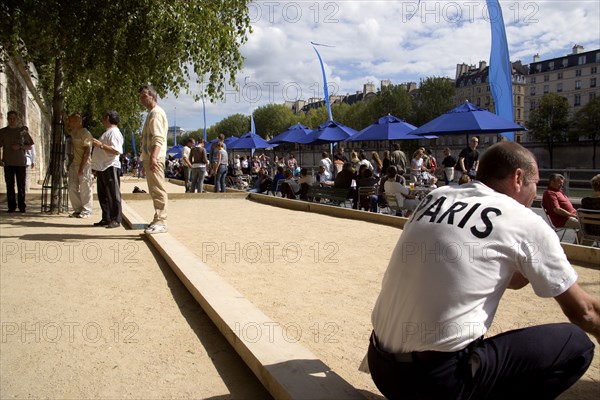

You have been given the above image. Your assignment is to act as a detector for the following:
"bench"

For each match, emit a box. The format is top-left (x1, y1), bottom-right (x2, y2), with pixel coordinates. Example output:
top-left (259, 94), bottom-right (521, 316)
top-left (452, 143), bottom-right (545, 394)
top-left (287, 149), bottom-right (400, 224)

top-left (307, 186), bottom-right (352, 207)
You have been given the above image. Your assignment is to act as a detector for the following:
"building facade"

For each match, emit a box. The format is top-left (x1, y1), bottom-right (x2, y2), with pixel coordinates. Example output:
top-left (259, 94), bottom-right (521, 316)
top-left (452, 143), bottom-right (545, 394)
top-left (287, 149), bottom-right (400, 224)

top-left (454, 60), bottom-right (528, 142)
top-left (525, 45), bottom-right (599, 141)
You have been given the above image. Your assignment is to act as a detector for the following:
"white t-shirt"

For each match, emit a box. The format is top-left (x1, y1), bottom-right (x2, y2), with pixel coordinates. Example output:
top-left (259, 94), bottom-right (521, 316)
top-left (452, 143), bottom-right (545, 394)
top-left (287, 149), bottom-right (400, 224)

top-left (384, 180), bottom-right (410, 207)
top-left (371, 181), bottom-right (577, 353)
top-left (320, 158), bottom-right (333, 176)
top-left (92, 127), bottom-right (124, 171)
top-left (182, 146), bottom-right (191, 166)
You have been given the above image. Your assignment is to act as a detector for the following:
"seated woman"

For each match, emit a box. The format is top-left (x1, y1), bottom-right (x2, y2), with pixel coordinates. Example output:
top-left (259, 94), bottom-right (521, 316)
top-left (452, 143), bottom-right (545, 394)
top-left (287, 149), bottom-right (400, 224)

top-left (281, 170), bottom-right (301, 199)
top-left (357, 169), bottom-right (379, 212)
top-left (247, 167), bottom-right (272, 194)
top-left (581, 174), bottom-right (600, 210)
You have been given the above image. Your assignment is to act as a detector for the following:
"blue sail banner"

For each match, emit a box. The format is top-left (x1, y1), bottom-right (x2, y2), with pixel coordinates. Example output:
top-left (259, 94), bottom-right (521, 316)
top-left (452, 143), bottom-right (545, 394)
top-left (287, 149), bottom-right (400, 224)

top-left (130, 125), bottom-right (137, 156)
top-left (311, 42), bottom-right (334, 121)
top-left (487, 0), bottom-right (514, 141)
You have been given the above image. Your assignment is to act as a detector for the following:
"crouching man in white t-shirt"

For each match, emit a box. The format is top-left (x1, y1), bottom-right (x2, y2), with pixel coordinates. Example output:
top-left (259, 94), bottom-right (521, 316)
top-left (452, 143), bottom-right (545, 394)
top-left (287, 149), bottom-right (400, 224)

top-left (369, 141), bottom-right (598, 400)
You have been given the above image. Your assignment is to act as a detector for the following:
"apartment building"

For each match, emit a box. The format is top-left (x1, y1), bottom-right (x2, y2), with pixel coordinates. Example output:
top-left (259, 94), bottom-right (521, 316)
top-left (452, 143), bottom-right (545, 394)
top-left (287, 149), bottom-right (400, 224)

top-left (454, 60), bottom-right (528, 142)
top-left (525, 45), bottom-right (599, 137)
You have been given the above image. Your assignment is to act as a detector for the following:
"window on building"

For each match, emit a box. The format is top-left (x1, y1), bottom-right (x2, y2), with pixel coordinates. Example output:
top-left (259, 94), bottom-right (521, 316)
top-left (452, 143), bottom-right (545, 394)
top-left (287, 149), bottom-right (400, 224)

top-left (530, 100), bottom-right (536, 110)
top-left (476, 97), bottom-right (481, 106)
top-left (557, 83), bottom-right (563, 92)
top-left (591, 78), bottom-right (597, 88)
top-left (549, 61), bottom-right (554, 69)
top-left (575, 80), bottom-right (581, 90)
top-left (516, 96), bottom-right (521, 105)
top-left (531, 77), bottom-right (536, 83)
top-left (517, 109), bottom-right (521, 119)
top-left (485, 96), bottom-right (490, 105)
top-left (576, 69), bottom-right (582, 77)
top-left (536, 64), bottom-right (542, 72)
top-left (557, 72), bottom-right (563, 80)
top-left (578, 55), bottom-right (586, 65)
top-left (544, 74), bottom-right (549, 82)
top-left (592, 66), bottom-right (598, 74)
top-left (530, 86), bottom-right (536, 95)
top-left (590, 92), bottom-right (597, 101)
top-left (543, 85), bottom-right (549, 94)
top-left (477, 87), bottom-right (481, 93)
top-left (574, 94), bottom-right (581, 106)
top-left (562, 58), bottom-right (568, 68)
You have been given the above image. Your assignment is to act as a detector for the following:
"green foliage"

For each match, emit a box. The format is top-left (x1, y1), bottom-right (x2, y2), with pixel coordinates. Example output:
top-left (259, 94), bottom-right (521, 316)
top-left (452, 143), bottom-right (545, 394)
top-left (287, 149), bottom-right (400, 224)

top-left (1, 0), bottom-right (252, 127)
top-left (527, 93), bottom-right (571, 143)
top-left (369, 84), bottom-right (414, 124)
top-left (253, 104), bottom-right (296, 138)
top-left (412, 77), bottom-right (455, 126)
top-left (211, 113), bottom-right (250, 137)
top-left (572, 97), bottom-right (600, 140)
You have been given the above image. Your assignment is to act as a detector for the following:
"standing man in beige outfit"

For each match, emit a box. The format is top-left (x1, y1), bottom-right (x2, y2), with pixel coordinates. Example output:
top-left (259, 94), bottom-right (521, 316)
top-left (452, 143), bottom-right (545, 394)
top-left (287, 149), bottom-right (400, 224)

top-left (139, 84), bottom-right (169, 234)
top-left (65, 113), bottom-right (94, 218)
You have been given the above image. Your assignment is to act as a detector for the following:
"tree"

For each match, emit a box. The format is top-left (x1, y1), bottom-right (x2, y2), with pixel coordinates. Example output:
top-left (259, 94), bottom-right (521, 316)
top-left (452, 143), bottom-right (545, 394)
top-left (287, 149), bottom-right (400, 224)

top-left (253, 104), bottom-right (296, 139)
top-left (212, 114), bottom-right (250, 137)
top-left (412, 77), bottom-right (455, 126)
top-left (369, 84), bottom-right (414, 123)
top-left (571, 97), bottom-right (600, 169)
top-left (1, 0), bottom-right (251, 211)
top-left (527, 93), bottom-right (570, 168)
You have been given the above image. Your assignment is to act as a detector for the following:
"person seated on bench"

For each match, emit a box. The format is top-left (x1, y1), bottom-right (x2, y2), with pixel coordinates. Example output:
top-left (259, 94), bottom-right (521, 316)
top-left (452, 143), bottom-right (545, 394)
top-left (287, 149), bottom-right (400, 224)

top-left (298, 168), bottom-right (314, 200)
top-left (316, 165), bottom-right (332, 186)
top-left (384, 166), bottom-right (419, 217)
top-left (271, 166), bottom-right (285, 195)
top-left (247, 167), bottom-right (272, 194)
top-left (358, 168), bottom-right (380, 212)
top-left (281, 170), bottom-right (301, 199)
top-left (334, 161), bottom-right (357, 208)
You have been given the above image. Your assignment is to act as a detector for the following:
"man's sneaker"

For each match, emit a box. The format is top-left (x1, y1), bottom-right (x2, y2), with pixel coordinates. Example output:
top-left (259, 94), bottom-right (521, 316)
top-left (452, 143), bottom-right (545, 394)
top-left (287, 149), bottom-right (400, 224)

top-left (77, 213), bottom-right (90, 219)
top-left (106, 221), bottom-right (120, 229)
top-left (144, 224), bottom-right (168, 234)
top-left (69, 212), bottom-right (80, 218)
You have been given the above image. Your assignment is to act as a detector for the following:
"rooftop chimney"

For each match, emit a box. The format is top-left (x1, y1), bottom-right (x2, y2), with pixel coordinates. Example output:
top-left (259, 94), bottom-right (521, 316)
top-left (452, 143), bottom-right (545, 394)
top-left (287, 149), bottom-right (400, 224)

top-left (572, 44), bottom-right (584, 54)
top-left (533, 53), bottom-right (540, 63)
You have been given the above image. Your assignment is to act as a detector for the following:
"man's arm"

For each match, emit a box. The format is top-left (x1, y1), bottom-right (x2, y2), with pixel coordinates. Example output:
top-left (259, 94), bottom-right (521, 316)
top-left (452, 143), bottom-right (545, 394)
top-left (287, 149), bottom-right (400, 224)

top-left (507, 271), bottom-right (529, 290)
top-left (79, 146), bottom-right (91, 175)
top-left (555, 282), bottom-right (600, 343)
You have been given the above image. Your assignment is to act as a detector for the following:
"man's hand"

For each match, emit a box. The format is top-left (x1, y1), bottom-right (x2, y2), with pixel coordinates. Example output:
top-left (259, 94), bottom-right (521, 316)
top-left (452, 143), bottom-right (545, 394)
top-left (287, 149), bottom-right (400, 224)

top-left (151, 157), bottom-right (161, 173)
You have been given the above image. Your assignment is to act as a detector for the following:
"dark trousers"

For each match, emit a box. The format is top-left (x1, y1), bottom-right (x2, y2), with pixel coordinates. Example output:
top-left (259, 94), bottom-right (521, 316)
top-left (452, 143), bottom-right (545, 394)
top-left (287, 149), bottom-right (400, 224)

top-left (368, 323), bottom-right (594, 400)
top-left (96, 167), bottom-right (122, 223)
top-left (4, 165), bottom-right (27, 211)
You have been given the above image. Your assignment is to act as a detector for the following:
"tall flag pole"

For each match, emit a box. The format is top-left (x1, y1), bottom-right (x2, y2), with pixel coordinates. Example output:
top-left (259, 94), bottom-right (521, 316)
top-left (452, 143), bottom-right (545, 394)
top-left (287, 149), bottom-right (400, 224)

top-left (487, 0), bottom-right (514, 141)
top-left (245, 76), bottom-right (256, 134)
top-left (201, 95), bottom-right (207, 142)
top-left (129, 123), bottom-right (137, 156)
top-left (311, 42), bottom-right (334, 122)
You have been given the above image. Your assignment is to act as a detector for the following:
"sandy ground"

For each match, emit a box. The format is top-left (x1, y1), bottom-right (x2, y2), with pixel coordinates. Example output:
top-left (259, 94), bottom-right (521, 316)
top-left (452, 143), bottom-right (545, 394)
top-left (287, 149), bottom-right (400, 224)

top-left (1, 175), bottom-right (599, 399)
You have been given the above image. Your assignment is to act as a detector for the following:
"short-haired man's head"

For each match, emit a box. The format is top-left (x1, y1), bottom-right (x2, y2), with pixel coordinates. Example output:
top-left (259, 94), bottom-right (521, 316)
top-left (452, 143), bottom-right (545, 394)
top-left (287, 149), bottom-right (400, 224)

top-left (7, 110), bottom-right (18, 118)
top-left (139, 84), bottom-right (158, 99)
top-left (218, 133), bottom-right (225, 141)
top-left (342, 161), bottom-right (353, 171)
top-left (476, 141), bottom-right (537, 185)
top-left (104, 110), bottom-right (120, 125)
top-left (393, 143), bottom-right (400, 150)
top-left (387, 165), bottom-right (398, 178)
top-left (187, 138), bottom-right (195, 145)
top-left (548, 173), bottom-right (565, 185)
top-left (591, 174), bottom-right (600, 192)
top-left (284, 170), bottom-right (293, 179)
top-left (322, 151), bottom-right (329, 158)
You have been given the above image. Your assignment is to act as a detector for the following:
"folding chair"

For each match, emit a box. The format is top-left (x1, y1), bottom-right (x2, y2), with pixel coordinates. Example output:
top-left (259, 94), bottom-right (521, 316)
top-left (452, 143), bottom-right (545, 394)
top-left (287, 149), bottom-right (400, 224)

top-left (543, 207), bottom-right (579, 244)
top-left (577, 208), bottom-right (600, 247)
top-left (358, 186), bottom-right (377, 212)
top-left (383, 193), bottom-right (404, 217)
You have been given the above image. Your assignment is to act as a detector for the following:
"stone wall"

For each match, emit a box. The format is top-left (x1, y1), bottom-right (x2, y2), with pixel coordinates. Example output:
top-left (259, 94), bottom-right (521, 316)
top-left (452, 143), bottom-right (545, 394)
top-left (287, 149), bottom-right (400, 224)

top-left (0, 54), bottom-right (52, 186)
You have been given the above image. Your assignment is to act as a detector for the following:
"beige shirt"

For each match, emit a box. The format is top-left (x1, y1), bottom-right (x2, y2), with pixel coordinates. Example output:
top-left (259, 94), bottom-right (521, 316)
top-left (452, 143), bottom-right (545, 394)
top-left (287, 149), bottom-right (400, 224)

top-left (70, 127), bottom-right (93, 165)
top-left (141, 104), bottom-right (168, 160)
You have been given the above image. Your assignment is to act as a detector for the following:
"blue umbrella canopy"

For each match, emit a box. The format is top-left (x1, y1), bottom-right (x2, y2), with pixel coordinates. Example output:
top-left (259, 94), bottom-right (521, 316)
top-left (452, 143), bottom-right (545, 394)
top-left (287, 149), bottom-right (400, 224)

top-left (166, 144), bottom-right (184, 158)
top-left (228, 132), bottom-right (273, 149)
top-left (268, 123), bottom-right (312, 144)
top-left (410, 102), bottom-right (526, 137)
top-left (347, 115), bottom-right (418, 142)
top-left (298, 120), bottom-right (358, 145)
top-left (205, 135), bottom-right (238, 152)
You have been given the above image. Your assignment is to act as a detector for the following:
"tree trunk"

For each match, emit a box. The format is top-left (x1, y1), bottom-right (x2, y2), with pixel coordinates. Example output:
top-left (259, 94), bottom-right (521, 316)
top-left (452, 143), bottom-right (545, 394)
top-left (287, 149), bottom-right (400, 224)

top-left (46, 56), bottom-right (66, 213)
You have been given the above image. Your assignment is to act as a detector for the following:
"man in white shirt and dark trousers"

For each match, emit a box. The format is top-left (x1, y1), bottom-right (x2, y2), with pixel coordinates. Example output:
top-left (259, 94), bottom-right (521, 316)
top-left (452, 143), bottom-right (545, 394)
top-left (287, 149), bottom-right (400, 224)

top-left (91, 111), bottom-right (124, 228)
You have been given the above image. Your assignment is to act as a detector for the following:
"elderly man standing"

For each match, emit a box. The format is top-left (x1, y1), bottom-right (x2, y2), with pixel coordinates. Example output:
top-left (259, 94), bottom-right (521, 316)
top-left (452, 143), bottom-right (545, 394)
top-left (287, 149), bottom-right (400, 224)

top-left (91, 111), bottom-right (124, 228)
top-left (65, 113), bottom-right (94, 218)
top-left (542, 173), bottom-right (580, 230)
top-left (139, 84), bottom-right (169, 234)
top-left (0, 110), bottom-right (34, 213)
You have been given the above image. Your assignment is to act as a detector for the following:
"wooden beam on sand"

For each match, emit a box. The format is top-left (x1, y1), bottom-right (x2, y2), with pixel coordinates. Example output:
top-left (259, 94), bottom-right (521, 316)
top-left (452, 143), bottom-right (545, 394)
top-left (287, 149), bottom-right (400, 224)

top-left (120, 200), bottom-right (365, 400)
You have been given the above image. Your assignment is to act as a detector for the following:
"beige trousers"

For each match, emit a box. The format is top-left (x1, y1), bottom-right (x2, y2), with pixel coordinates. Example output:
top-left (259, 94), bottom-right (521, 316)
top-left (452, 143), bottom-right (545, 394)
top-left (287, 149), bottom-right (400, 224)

top-left (144, 156), bottom-right (168, 226)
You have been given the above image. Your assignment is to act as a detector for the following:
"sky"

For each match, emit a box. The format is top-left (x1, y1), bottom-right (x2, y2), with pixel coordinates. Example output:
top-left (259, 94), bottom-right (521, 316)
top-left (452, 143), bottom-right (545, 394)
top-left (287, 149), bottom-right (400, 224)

top-left (159, 0), bottom-right (600, 133)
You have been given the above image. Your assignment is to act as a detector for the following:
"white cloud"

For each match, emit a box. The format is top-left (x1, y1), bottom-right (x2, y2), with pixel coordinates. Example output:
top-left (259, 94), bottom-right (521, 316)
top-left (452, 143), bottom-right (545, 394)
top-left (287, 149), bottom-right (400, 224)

top-left (166, 0), bottom-right (600, 132)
